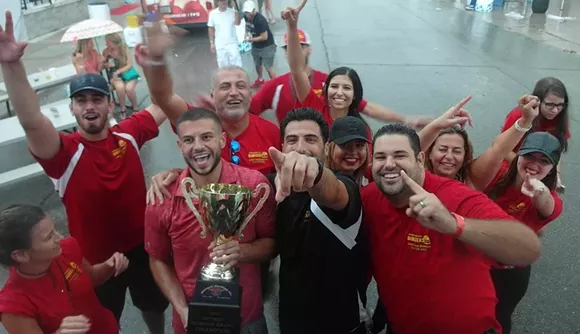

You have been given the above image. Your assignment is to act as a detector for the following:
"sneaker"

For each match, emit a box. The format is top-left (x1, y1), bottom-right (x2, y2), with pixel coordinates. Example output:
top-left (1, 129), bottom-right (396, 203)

top-left (251, 79), bottom-right (265, 88)
top-left (465, 5), bottom-right (475, 10)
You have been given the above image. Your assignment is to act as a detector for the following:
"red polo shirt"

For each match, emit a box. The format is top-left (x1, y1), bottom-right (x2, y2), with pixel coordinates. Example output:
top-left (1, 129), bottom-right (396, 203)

top-left (250, 71), bottom-right (369, 124)
top-left (501, 107), bottom-right (571, 151)
top-left (182, 104), bottom-right (281, 174)
top-left (0, 238), bottom-right (118, 334)
top-left (144, 160), bottom-right (276, 333)
top-left (33, 111), bottom-right (159, 263)
top-left (486, 161), bottom-right (564, 233)
top-left (362, 171), bottom-right (514, 334)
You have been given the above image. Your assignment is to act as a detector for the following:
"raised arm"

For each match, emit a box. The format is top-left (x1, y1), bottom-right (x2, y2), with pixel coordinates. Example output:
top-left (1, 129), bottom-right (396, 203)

top-left (282, 0), bottom-right (311, 103)
top-left (469, 95), bottom-right (539, 191)
top-left (417, 96), bottom-right (472, 152)
top-left (136, 20), bottom-right (190, 125)
top-left (233, 0), bottom-right (242, 25)
top-left (0, 11), bottom-right (61, 160)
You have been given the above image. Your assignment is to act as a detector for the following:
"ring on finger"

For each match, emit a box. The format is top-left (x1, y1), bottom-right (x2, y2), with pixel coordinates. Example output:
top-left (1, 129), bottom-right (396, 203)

top-left (419, 200), bottom-right (426, 208)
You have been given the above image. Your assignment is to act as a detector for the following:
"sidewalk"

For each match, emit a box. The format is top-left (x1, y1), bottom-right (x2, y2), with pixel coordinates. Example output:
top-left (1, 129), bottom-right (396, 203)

top-left (0, 5), bottom-right (147, 118)
top-left (458, 0), bottom-right (580, 53)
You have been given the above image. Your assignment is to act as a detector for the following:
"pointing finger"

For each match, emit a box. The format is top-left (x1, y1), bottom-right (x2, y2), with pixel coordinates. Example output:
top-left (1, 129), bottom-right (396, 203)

top-left (296, 0), bottom-right (308, 12)
top-left (400, 170), bottom-right (426, 195)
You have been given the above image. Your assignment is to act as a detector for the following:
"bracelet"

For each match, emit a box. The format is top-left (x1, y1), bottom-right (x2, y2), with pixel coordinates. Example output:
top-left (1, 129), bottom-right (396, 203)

top-left (313, 159), bottom-right (324, 186)
top-left (514, 119), bottom-right (532, 133)
top-left (451, 212), bottom-right (466, 238)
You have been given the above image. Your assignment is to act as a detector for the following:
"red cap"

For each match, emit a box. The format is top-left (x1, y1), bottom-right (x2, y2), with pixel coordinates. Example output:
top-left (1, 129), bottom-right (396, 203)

top-left (281, 28), bottom-right (311, 47)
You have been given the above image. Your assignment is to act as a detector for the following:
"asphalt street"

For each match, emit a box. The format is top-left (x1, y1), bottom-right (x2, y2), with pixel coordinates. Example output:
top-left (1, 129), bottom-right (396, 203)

top-left (1, 0), bottom-right (580, 333)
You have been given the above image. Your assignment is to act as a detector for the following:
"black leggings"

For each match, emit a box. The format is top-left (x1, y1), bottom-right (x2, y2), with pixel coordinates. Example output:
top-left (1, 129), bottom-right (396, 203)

top-left (491, 265), bottom-right (532, 334)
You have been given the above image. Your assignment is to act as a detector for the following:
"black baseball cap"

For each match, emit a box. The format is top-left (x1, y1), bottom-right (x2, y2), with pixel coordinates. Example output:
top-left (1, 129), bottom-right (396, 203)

top-left (69, 73), bottom-right (110, 98)
top-left (517, 132), bottom-right (561, 165)
top-left (329, 116), bottom-right (370, 145)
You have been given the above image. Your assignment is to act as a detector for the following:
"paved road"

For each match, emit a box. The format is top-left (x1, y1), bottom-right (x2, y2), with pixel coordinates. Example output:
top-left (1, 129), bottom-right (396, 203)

top-left (1, 0), bottom-right (580, 333)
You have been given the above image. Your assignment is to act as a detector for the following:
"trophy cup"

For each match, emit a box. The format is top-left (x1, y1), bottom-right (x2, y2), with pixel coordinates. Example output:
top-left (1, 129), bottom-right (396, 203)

top-left (181, 179), bottom-right (270, 334)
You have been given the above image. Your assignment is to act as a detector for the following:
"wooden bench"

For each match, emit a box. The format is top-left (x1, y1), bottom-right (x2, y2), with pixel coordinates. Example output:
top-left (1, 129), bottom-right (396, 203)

top-left (0, 163), bottom-right (45, 187)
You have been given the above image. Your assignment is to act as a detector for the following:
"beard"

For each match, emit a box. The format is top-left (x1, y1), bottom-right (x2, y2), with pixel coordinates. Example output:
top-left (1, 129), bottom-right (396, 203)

top-left (75, 114), bottom-right (108, 135)
top-left (185, 150), bottom-right (222, 176)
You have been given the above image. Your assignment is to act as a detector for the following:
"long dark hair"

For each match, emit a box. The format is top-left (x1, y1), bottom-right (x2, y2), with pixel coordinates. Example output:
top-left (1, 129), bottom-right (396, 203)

top-left (531, 77), bottom-right (569, 152)
top-left (324, 66), bottom-right (364, 120)
top-left (424, 126), bottom-right (474, 183)
top-left (486, 156), bottom-right (558, 200)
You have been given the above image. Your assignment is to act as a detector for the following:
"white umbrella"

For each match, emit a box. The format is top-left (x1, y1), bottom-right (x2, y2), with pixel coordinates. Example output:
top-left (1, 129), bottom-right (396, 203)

top-left (60, 19), bottom-right (123, 43)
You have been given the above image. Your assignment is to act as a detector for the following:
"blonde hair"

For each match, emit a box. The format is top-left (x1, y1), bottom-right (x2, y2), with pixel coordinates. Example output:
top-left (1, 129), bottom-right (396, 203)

top-left (325, 141), bottom-right (370, 186)
top-left (105, 33), bottom-right (128, 68)
top-left (73, 39), bottom-right (93, 56)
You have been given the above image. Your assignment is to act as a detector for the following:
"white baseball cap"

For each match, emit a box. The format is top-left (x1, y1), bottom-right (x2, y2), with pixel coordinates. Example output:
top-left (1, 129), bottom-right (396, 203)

top-left (243, 0), bottom-right (256, 13)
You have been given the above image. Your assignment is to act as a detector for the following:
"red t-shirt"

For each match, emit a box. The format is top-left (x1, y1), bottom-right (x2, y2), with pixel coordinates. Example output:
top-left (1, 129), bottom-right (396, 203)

top-left (486, 161), bottom-right (564, 233)
top-left (501, 107), bottom-right (571, 151)
top-left (145, 161), bottom-right (276, 333)
top-left (296, 88), bottom-right (372, 140)
top-left (250, 71), bottom-right (369, 124)
top-left (183, 104), bottom-right (281, 174)
top-left (362, 171), bottom-right (514, 334)
top-left (33, 111), bottom-right (159, 263)
top-left (0, 238), bottom-right (118, 334)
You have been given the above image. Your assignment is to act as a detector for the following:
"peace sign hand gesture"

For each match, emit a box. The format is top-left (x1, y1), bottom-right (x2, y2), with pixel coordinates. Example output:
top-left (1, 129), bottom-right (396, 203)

top-left (0, 11), bottom-right (28, 63)
top-left (281, 0), bottom-right (308, 27)
top-left (401, 170), bottom-right (458, 235)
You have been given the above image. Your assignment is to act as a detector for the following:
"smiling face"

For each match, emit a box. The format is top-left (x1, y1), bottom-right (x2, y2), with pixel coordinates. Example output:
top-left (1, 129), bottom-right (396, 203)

top-left (212, 68), bottom-right (251, 121)
top-left (12, 216), bottom-right (63, 265)
top-left (70, 91), bottom-right (114, 136)
top-left (326, 75), bottom-right (354, 111)
top-left (428, 133), bottom-right (466, 179)
top-left (282, 120), bottom-right (325, 160)
top-left (372, 134), bottom-right (424, 198)
top-left (178, 118), bottom-right (226, 176)
top-left (540, 93), bottom-right (566, 120)
top-left (517, 152), bottom-right (554, 180)
top-left (329, 140), bottom-right (368, 173)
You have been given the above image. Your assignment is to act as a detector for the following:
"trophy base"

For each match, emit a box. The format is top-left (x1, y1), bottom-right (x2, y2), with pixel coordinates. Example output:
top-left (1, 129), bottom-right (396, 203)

top-left (188, 274), bottom-right (242, 334)
top-left (200, 262), bottom-right (235, 281)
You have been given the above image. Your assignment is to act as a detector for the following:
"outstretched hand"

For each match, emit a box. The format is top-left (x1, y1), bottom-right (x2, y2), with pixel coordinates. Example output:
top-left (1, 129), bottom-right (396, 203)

top-left (0, 11), bottom-right (28, 63)
top-left (269, 146), bottom-right (320, 203)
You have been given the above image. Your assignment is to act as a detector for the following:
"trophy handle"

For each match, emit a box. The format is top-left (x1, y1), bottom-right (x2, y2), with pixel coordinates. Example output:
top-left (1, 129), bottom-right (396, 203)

top-left (238, 182), bottom-right (270, 240)
top-left (180, 177), bottom-right (208, 238)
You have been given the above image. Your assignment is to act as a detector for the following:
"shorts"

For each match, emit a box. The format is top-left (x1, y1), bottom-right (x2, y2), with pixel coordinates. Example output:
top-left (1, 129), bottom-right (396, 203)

top-left (217, 43), bottom-right (243, 68)
top-left (95, 244), bottom-right (169, 322)
top-left (251, 44), bottom-right (276, 69)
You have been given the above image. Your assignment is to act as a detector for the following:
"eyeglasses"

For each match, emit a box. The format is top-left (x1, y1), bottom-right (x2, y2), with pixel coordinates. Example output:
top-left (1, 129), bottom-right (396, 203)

top-left (231, 139), bottom-right (241, 165)
top-left (542, 101), bottom-right (567, 110)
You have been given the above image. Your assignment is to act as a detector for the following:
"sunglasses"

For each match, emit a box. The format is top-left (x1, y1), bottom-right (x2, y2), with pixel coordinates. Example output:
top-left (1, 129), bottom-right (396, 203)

top-left (231, 139), bottom-right (241, 165)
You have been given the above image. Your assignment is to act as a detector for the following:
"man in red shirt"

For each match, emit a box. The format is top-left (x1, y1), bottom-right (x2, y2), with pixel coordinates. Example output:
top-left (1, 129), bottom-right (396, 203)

top-left (145, 108), bottom-right (276, 334)
top-left (137, 24), bottom-right (281, 175)
top-left (362, 123), bottom-right (542, 334)
top-left (249, 28), bottom-right (431, 127)
top-left (0, 12), bottom-right (168, 333)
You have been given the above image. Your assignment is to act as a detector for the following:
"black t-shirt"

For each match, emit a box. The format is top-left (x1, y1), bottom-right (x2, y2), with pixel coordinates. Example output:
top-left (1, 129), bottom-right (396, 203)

top-left (267, 172), bottom-right (368, 334)
top-left (246, 12), bottom-right (275, 49)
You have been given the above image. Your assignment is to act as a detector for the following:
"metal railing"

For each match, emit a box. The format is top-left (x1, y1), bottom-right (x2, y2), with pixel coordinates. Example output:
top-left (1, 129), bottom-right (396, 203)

top-left (21, 0), bottom-right (53, 10)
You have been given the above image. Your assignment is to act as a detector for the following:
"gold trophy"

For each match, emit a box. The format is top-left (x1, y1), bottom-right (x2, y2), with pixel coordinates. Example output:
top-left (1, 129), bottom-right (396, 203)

top-left (180, 178), bottom-right (270, 334)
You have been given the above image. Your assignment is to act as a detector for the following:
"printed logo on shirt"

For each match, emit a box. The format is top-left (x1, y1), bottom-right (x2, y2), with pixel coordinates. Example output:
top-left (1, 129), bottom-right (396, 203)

top-left (248, 151), bottom-right (269, 164)
top-left (507, 202), bottom-right (526, 213)
top-left (304, 210), bottom-right (311, 219)
top-left (63, 262), bottom-right (83, 282)
top-left (407, 233), bottom-right (431, 252)
top-left (313, 89), bottom-right (323, 96)
top-left (112, 139), bottom-right (128, 159)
